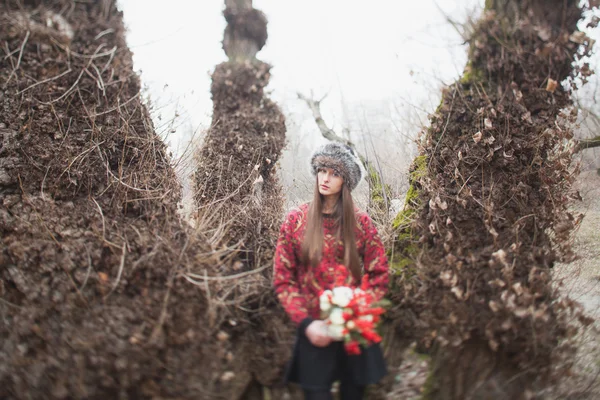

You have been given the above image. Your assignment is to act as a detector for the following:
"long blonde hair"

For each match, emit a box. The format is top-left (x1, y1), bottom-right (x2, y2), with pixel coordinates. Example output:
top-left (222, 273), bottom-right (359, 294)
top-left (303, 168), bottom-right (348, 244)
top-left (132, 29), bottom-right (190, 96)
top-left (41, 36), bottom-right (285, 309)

top-left (300, 180), bottom-right (361, 281)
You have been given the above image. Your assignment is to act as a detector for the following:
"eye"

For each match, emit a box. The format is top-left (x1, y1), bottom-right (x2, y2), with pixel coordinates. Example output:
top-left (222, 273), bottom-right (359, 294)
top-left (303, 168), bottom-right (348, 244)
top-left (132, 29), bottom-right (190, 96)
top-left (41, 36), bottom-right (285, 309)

top-left (333, 171), bottom-right (340, 177)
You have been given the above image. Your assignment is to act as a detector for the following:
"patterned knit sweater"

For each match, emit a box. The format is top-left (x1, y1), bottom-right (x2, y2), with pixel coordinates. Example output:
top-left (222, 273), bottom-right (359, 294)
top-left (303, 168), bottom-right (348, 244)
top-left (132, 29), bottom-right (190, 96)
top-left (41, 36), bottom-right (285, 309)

top-left (273, 203), bottom-right (389, 326)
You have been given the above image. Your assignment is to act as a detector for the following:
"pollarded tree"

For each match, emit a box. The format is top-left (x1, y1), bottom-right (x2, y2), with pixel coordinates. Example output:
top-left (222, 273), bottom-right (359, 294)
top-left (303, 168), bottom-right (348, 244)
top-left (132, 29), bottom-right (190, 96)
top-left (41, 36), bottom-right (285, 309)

top-left (389, 0), bottom-right (596, 398)
top-left (192, 1), bottom-right (296, 397)
top-left (0, 1), bottom-right (288, 398)
top-left (194, 0), bottom-right (286, 273)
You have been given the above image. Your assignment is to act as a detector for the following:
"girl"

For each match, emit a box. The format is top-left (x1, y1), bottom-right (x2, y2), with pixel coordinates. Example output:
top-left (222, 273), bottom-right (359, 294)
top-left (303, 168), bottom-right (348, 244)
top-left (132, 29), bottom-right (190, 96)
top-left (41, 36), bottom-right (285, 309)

top-left (273, 142), bottom-right (389, 400)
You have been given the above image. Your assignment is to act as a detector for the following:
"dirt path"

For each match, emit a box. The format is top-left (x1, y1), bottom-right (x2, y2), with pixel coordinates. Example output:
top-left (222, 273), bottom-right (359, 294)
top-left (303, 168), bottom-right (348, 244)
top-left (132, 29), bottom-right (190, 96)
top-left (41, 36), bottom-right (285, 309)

top-left (557, 208), bottom-right (600, 319)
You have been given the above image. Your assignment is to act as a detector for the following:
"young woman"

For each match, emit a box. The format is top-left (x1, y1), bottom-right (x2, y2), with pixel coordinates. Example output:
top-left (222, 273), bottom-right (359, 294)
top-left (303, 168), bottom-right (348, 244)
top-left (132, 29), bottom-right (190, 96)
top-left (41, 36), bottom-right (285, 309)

top-left (273, 142), bottom-right (389, 400)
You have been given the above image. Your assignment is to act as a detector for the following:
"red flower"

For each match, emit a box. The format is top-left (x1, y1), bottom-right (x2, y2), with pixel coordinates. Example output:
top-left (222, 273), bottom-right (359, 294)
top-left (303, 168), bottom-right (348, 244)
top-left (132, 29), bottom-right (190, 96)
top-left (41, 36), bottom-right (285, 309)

top-left (360, 274), bottom-right (370, 291)
top-left (362, 329), bottom-right (382, 343)
top-left (355, 319), bottom-right (375, 331)
top-left (345, 340), bottom-right (361, 355)
top-left (334, 264), bottom-right (349, 287)
top-left (369, 307), bottom-right (386, 316)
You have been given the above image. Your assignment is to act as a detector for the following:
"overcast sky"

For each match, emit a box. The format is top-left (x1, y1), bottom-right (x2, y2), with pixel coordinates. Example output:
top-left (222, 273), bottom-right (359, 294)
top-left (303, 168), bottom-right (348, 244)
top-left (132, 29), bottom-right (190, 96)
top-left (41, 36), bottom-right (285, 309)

top-left (117, 0), bottom-right (483, 157)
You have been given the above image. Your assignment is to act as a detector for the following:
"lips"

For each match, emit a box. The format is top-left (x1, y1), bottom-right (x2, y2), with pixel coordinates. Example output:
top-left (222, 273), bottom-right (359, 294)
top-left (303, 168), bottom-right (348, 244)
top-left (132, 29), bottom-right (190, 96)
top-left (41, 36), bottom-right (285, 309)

top-left (320, 185), bottom-right (329, 190)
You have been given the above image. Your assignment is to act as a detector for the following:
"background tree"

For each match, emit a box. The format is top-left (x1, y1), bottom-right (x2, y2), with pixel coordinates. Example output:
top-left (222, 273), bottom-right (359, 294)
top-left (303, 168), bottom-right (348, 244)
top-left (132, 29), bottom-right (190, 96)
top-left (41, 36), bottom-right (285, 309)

top-left (193, 0), bottom-right (286, 273)
top-left (192, 0), bottom-right (294, 397)
top-left (297, 92), bottom-right (393, 220)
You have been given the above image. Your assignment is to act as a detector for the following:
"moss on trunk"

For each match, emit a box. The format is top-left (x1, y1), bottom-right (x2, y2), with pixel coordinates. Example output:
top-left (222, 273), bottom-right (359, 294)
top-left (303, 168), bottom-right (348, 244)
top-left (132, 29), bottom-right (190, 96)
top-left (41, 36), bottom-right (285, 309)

top-left (388, 0), bottom-right (593, 397)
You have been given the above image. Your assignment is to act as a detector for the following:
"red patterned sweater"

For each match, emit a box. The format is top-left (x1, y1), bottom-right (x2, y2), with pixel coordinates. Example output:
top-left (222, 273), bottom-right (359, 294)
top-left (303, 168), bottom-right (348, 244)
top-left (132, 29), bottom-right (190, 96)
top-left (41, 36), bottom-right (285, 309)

top-left (273, 203), bottom-right (389, 326)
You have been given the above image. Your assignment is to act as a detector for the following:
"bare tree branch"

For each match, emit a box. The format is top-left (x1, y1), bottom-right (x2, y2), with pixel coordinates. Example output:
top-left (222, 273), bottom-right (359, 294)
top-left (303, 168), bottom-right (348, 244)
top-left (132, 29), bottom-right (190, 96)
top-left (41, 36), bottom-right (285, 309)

top-left (433, 0), bottom-right (470, 42)
top-left (576, 136), bottom-right (600, 152)
top-left (297, 91), bottom-right (392, 215)
top-left (297, 92), bottom-right (353, 146)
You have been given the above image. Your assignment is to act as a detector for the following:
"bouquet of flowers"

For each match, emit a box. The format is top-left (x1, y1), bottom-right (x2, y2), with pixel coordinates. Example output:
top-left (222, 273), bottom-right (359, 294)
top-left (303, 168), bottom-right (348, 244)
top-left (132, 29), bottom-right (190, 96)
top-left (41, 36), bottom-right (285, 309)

top-left (319, 266), bottom-right (388, 355)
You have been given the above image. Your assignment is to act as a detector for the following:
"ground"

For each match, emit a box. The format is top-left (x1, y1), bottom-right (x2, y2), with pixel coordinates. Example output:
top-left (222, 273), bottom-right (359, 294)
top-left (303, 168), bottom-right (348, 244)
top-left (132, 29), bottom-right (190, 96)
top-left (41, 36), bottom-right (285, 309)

top-left (548, 169), bottom-right (600, 399)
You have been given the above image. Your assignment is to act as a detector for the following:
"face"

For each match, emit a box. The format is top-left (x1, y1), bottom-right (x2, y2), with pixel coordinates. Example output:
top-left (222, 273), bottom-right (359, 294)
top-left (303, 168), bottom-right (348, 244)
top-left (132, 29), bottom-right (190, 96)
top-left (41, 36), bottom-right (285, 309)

top-left (317, 167), bottom-right (343, 197)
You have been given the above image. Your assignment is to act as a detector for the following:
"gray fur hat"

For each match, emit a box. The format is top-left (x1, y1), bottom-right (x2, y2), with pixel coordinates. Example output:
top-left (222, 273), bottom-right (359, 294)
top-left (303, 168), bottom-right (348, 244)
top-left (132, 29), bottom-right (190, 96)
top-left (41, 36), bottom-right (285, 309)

top-left (310, 142), bottom-right (364, 191)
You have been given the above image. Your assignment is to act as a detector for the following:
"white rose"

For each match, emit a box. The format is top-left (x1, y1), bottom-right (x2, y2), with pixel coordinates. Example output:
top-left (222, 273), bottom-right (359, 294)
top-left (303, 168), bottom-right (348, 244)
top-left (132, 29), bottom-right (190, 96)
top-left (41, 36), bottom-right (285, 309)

top-left (332, 286), bottom-right (353, 307)
top-left (346, 320), bottom-right (356, 330)
top-left (329, 308), bottom-right (345, 326)
top-left (320, 300), bottom-right (331, 312)
top-left (319, 290), bottom-right (332, 304)
top-left (328, 324), bottom-right (346, 340)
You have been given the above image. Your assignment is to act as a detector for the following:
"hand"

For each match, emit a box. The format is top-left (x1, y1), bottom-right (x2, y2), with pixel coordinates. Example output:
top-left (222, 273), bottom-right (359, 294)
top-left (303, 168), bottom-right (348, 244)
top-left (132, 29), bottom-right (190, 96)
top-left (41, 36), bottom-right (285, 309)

top-left (305, 320), bottom-right (332, 347)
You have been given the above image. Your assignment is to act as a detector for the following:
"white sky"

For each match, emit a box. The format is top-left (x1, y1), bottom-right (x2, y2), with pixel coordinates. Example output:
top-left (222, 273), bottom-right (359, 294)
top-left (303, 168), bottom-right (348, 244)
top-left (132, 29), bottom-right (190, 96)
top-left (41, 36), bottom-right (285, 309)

top-left (117, 0), bottom-right (483, 159)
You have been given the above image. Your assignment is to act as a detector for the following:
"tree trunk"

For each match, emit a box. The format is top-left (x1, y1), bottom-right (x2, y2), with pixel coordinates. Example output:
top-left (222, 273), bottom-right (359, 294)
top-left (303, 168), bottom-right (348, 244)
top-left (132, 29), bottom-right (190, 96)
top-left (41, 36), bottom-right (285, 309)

top-left (423, 341), bottom-right (527, 399)
top-left (0, 1), bottom-right (208, 397)
top-left (389, 0), bottom-right (594, 397)
top-left (0, 1), bottom-right (290, 398)
top-left (194, 0), bottom-right (285, 272)
top-left (193, 0), bottom-right (291, 395)
top-left (222, 0), bottom-right (268, 62)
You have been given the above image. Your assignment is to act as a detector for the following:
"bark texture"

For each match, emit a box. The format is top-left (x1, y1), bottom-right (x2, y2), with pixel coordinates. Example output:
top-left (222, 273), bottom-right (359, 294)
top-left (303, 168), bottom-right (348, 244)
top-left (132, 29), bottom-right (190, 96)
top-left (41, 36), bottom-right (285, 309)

top-left (192, 1), bottom-right (293, 397)
top-left (0, 1), bottom-right (291, 398)
top-left (389, 1), bottom-right (596, 398)
top-left (194, 0), bottom-right (286, 274)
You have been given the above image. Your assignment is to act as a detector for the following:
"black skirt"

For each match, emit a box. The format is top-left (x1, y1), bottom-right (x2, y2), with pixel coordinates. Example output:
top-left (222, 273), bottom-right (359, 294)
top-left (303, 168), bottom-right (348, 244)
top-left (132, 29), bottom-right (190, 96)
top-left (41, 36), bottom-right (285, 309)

top-left (284, 320), bottom-right (388, 391)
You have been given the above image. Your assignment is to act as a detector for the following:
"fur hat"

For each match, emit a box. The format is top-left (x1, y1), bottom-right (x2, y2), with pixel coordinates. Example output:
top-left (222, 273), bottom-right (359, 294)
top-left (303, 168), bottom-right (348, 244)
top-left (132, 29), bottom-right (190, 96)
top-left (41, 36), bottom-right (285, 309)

top-left (310, 142), bottom-right (364, 191)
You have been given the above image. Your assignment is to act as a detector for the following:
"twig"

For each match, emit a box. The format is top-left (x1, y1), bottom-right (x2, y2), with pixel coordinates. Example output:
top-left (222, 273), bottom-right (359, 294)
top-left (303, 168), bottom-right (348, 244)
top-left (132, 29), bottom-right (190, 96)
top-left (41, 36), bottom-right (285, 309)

top-left (575, 136), bottom-right (600, 152)
top-left (94, 28), bottom-right (114, 41)
top-left (104, 242), bottom-right (126, 299)
top-left (183, 264), bottom-right (270, 282)
top-left (195, 153), bottom-right (264, 210)
top-left (105, 165), bottom-right (162, 193)
top-left (3, 42), bottom-right (20, 62)
top-left (79, 246), bottom-right (94, 291)
top-left (368, 129), bottom-right (390, 213)
top-left (149, 236), bottom-right (191, 343)
top-left (40, 164), bottom-right (51, 201)
top-left (91, 62), bottom-right (105, 96)
top-left (90, 93), bottom-right (138, 117)
top-left (130, 244), bottom-right (162, 272)
top-left (51, 40), bottom-right (116, 60)
top-left (429, 86), bottom-right (457, 167)
top-left (0, 297), bottom-right (24, 309)
top-left (44, 44), bottom-right (107, 104)
top-left (432, 0), bottom-right (470, 41)
top-left (579, 365), bottom-right (600, 396)
top-left (148, 273), bottom-right (174, 344)
top-left (5, 30), bottom-right (29, 87)
top-left (16, 68), bottom-right (72, 95)
top-left (100, 46), bottom-right (116, 74)
top-left (58, 140), bottom-right (106, 182)
top-left (91, 197), bottom-right (107, 241)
